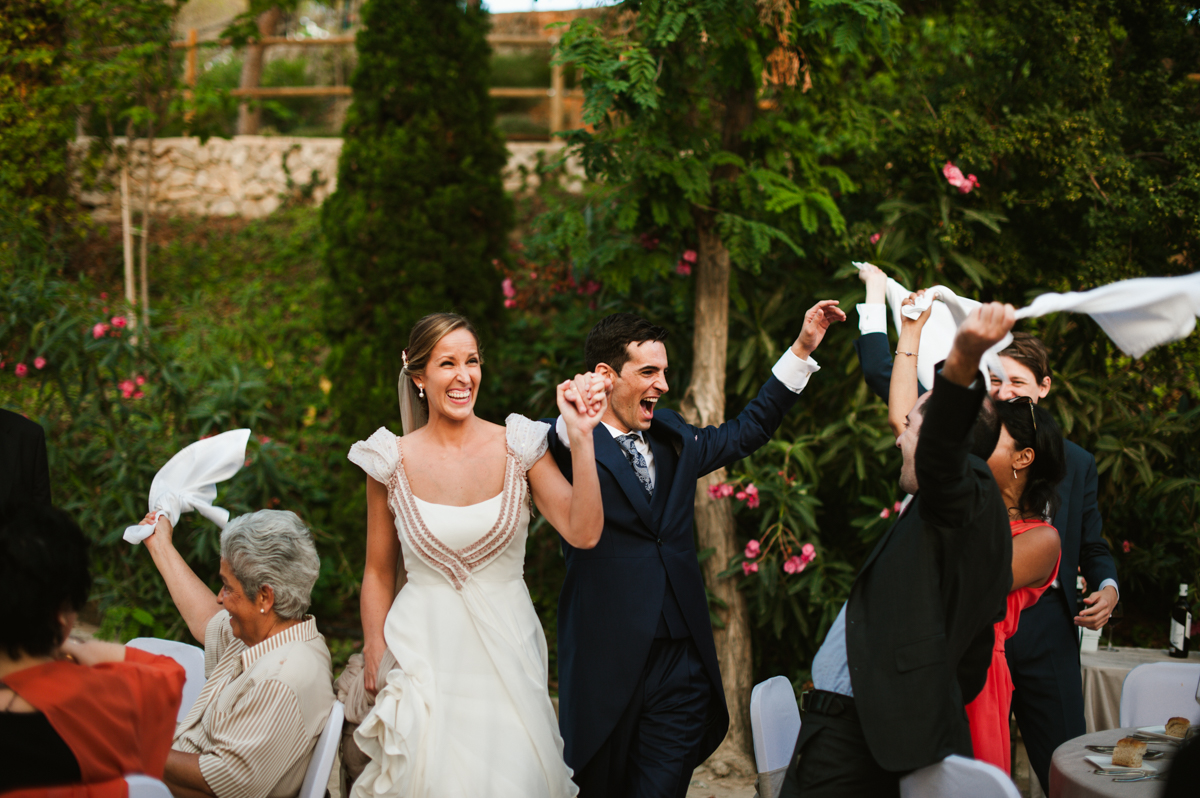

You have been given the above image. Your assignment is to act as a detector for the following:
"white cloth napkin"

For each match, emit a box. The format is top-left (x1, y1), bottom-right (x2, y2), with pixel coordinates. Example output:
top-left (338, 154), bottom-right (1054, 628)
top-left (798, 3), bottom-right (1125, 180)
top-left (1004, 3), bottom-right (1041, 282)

top-left (122, 429), bottom-right (252, 545)
top-left (855, 263), bottom-right (1200, 384)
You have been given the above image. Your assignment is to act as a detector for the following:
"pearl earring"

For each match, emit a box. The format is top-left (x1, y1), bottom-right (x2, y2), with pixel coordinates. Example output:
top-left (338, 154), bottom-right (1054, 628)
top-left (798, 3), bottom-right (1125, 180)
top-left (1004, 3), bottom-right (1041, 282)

top-left (419, 385), bottom-right (425, 399)
top-left (1012, 467), bottom-right (1018, 480)
top-left (260, 608), bottom-right (265, 614)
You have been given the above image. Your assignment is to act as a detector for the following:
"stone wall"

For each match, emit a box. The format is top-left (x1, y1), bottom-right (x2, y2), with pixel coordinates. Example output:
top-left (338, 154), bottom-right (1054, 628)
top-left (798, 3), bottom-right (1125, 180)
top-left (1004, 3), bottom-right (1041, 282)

top-left (74, 136), bottom-right (581, 221)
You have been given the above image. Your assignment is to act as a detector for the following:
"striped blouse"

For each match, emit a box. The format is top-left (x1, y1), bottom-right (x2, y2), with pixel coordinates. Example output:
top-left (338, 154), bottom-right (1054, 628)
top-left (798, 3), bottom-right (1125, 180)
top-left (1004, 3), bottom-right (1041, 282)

top-left (173, 611), bottom-right (334, 798)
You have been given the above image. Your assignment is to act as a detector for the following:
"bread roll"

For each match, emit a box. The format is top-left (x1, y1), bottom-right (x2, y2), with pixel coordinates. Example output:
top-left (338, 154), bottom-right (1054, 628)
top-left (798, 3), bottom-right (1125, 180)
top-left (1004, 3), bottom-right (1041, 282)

top-left (1165, 717), bottom-right (1190, 738)
top-left (1112, 737), bottom-right (1148, 768)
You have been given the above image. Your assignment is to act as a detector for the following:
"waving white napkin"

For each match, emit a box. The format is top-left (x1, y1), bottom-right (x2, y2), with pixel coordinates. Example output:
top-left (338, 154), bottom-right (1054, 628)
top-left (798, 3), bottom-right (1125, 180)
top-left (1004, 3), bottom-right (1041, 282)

top-left (122, 429), bottom-right (252, 545)
top-left (855, 263), bottom-right (1200, 386)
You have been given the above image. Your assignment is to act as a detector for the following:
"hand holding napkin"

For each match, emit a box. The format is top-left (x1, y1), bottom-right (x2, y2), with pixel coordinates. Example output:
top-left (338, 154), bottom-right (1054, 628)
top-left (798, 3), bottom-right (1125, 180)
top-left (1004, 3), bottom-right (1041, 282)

top-left (122, 428), bottom-right (252, 545)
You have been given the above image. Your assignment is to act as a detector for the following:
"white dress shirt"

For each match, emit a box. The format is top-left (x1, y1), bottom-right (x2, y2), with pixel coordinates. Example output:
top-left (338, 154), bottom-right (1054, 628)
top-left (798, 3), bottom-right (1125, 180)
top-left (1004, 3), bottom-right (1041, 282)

top-left (555, 348), bottom-right (821, 470)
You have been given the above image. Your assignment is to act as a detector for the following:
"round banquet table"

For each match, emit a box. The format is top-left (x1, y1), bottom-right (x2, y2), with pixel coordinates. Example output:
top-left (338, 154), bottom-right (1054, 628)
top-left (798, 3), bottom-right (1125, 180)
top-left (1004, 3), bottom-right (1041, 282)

top-left (1050, 727), bottom-right (1174, 798)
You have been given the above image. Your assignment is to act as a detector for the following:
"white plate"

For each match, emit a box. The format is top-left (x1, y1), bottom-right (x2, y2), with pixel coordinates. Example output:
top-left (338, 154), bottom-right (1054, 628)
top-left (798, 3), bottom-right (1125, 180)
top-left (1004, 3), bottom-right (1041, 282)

top-left (1136, 724), bottom-right (1191, 741)
top-left (1084, 754), bottom-right (1158, 772)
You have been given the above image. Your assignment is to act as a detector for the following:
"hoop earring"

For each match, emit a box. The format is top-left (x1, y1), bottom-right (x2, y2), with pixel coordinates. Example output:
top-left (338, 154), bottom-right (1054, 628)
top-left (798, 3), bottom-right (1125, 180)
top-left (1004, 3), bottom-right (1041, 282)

top-left (1012, 467), bottom-right (1018, 481)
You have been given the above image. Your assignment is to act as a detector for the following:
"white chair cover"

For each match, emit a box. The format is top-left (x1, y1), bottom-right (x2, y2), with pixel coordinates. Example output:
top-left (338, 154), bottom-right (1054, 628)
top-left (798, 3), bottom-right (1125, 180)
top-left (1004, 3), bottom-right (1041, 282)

top-left (299, 700), bottom-right (345, 798)
top-left (899, 754), bottom-right (1020, 798)
top-left (1118, 662), bottom-right (1200, 728)
top-left (126, 774), bottom-right (172, 798)
top-left (127, 637), bottom-right (207, 722)
top-left (751, 676), bottom-right (801, 773)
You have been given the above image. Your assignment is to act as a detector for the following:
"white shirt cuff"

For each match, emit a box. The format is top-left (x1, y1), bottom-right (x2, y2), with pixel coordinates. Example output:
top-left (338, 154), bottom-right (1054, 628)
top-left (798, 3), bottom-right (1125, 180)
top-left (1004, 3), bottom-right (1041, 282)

top-left (1098, 578), bottom-right (1119, 599)
top-left (772, 349), bottom-right (820, 394)
top-left (555, 416), bottom-right (570, 448)
top-left (856, 303), bottom-right (887, 335)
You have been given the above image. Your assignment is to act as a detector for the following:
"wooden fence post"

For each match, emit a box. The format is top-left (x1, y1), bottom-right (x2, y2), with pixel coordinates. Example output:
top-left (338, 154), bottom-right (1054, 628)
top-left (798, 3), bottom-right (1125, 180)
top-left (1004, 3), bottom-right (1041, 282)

top-left (237, 7), bottom-right (282, 135)
top-left (183, 28), bottom-right (197, 131)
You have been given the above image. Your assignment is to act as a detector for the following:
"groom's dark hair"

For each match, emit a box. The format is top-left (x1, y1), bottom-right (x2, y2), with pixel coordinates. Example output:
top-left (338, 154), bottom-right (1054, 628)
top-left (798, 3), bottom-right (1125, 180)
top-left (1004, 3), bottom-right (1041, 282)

top-left (585, 314), bottom-right (669, 375)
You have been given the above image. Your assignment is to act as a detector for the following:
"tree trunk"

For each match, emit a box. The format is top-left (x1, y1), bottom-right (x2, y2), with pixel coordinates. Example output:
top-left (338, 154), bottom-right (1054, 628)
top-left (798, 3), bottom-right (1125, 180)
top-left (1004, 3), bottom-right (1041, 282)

top-left (680, 220), bottom-right (755, 771)
top-left (237, 7), bottom-right (282, 135)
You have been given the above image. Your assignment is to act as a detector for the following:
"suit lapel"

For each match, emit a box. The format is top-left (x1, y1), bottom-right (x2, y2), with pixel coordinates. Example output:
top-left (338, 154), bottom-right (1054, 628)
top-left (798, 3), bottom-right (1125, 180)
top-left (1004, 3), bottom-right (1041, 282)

top-left (646, 425), bottom-right (677, 526)
top-left (594, 426), bottom-right (656, 531)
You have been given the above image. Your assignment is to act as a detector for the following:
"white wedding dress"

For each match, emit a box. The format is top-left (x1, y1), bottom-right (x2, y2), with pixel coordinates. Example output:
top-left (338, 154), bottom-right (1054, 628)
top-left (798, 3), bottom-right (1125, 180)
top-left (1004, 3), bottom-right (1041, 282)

top-left (347, 414), bottom-right (578, 798)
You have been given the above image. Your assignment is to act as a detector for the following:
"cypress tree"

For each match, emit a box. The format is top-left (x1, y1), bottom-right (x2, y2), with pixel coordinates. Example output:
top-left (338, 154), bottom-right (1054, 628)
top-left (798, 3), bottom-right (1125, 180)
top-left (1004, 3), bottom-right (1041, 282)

top-left (322, 0), bottom-right (511, 441)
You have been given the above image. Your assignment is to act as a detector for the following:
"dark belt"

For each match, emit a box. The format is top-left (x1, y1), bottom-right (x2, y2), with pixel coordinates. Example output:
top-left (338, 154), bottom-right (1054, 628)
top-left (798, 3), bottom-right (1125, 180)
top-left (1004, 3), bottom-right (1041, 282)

top-left (799, 689), bottom-right (856, 718)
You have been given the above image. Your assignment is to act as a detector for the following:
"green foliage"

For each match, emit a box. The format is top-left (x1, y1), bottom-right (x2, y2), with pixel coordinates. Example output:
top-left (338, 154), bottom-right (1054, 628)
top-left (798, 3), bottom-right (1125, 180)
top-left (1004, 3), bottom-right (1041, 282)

top-left (322, 0), bottom-right (513, 442)
top-left (0, 0), bottom-right (75, 235)
top-left (0, 210), bottom-right (353, 643)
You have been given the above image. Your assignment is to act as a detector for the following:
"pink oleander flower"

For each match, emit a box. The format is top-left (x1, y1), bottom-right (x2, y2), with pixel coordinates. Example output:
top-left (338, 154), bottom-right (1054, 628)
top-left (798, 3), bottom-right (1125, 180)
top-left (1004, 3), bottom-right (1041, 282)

top-left (33, 357), bottom-right (46, 370)
top-left (92, 322), bottom-right (109, 339)
top-left (682, 249), bottom-right (697, 263)
top-left (870, 232), bottom-right (881, 245)
top-left (529, 272), bottom-right (538, 279)
top-left (504, 299), bottom-right (517, 309)
top-left (942, 161), bottom-right (980, 194)
top-left (501, 278), bottom-right (516, 298)
top-left (742, 561), bottom-right (759, 575)
top-left (744, 539), bottom-right (761, 559)
top-left (800, 543), bottom-right (817, 566)
top-left (100, 292), bottom-right (108, 300)
top-left (1122, 540), bottom-right (1132, 553)
top-left (783, 555), bottom-right (806, 575)
top-left (583, 280), bottom-right (601, 296)
top-left (135, 375), bottom-right (146, 386)
top-left (638, 232), bottom-right (660, 250)
top-left (707, 482), bottom-right (736, 499)
top-left (119, 379), bottom-right (136, 398)
top-left (14, 363), bottom-right (29, 378)
top-left (737, 483), bottom-right (760, 508)
top-left (258, 435), bottom-right (271, 444)
top-left (893, 500), bottom-right (903, 513)
top-left (111, 316), bottom-right (127, 329)
top-left (133, 390), bottom-right (144, 400)
top-left (676, 261), bottom-right (692, 276)
top-left (880, 507), bottom-right (891, 519)
top-left (244, 457), bottom-right (252, 467)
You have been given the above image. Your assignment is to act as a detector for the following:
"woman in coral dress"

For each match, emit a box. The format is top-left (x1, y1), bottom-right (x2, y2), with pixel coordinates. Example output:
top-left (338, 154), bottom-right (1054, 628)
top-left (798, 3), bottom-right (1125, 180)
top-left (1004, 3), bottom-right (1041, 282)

top-left (966, 398), bottom-right (1067, 772)
top-left (347, 313), bottom-right (609, 798)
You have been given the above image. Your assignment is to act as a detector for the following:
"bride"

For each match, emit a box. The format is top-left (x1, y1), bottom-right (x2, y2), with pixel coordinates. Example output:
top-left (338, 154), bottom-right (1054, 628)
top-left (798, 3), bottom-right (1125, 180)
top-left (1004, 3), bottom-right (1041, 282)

top-left (347, 312), bottom-right (606, 798)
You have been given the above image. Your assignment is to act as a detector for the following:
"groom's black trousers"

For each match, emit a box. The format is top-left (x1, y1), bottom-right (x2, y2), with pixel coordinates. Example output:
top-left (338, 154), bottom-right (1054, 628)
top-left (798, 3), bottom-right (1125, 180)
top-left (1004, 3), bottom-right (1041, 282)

top-left (574, 637), bottom-right (714, 798)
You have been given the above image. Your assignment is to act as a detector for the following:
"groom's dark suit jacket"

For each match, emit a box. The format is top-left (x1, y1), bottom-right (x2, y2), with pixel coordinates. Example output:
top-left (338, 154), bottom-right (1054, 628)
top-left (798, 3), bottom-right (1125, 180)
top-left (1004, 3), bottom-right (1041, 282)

top-left (546, 376), bottom-right (802, 773)
top-left (844, 373), bottom-right (1011, 771)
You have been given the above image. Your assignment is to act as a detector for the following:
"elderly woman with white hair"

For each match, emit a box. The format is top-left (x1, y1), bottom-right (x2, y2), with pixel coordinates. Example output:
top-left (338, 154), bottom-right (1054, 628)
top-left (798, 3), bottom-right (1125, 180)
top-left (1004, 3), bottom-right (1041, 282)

top-left (136, 508), bottom-right (334, 798)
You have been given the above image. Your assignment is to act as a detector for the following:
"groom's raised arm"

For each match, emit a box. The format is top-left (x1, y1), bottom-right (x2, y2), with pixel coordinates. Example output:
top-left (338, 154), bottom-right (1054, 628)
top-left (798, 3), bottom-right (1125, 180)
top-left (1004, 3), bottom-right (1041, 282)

top-left (691, 300), bottom-right (845, 476)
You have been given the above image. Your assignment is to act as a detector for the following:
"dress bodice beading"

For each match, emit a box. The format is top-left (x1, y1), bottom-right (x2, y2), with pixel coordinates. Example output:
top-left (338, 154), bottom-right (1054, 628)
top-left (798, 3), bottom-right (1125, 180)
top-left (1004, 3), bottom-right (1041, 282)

top-left (348, 414), bottom-right (551, 591)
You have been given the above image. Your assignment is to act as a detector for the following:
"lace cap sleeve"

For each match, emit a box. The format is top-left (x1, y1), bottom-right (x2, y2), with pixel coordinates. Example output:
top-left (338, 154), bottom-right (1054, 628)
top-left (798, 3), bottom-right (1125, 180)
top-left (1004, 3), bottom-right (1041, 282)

top-left (347, 426), bottom-right (400, 484)
top-left (505, 414), bottom-right (551, 472)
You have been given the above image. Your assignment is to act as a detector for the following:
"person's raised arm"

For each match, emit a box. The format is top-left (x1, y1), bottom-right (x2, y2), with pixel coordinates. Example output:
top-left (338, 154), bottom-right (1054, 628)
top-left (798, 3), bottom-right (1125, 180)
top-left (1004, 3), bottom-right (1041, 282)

top-left (916, 302), bottom-right (1015, 526)
top-left (887, 290), bottom-right (932, 438)
top-left (141, 514), bottom-right (222, 643)
top-left (361, 475), bottom-right (400, 695)
top-left (530, 374), bottom-right (608, 549)
top-left (855, 263), bottom-right (894, 402)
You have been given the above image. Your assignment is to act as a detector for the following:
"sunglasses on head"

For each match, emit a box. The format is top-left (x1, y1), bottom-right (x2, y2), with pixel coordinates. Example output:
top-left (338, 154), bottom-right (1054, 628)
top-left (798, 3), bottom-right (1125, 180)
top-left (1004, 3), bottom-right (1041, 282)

top-left (1006, 395), bottom-right (1037, 432)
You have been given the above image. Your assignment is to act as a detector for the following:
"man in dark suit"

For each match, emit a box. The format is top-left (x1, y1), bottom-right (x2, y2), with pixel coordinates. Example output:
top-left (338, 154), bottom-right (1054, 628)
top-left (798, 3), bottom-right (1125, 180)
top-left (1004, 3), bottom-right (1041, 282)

top-left (547, 301), bottom-right (846, 798)
top-left (851, 266), bottom-right (1118, 792)
top-left (990, 333), bottom-right (1118, 793)
top-left (0, 408), bottom-right (52, 507)
top-left (782, 302), bottom-right (1016, 797)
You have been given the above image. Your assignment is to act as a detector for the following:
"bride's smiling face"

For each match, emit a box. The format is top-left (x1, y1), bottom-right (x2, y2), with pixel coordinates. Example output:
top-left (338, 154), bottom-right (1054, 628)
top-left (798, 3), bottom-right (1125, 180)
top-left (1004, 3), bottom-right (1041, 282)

top-left (418, 328), bottom-right (482, 423)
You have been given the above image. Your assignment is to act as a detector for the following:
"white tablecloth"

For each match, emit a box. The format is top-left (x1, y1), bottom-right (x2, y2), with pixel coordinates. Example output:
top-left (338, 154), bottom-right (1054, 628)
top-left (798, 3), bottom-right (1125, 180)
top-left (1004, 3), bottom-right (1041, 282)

top-left (1081, 648), bottom-right (1200, 732)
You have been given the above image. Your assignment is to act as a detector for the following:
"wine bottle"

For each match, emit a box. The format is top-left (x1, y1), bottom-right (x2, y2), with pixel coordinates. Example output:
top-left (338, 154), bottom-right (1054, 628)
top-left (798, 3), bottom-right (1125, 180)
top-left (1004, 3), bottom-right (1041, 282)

top-left (1169, 583), bottom-right (1191, 658)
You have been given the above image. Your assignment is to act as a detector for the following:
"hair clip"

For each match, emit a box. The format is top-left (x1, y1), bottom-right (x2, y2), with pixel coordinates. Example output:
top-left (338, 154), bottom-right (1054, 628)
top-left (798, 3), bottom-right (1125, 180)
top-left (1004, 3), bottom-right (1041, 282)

top-left (402, 348), bottom-right (409, 368)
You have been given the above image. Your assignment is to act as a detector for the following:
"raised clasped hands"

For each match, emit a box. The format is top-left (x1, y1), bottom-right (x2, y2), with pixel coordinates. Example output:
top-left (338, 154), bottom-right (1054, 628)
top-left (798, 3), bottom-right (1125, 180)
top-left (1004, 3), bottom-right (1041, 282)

top-left (792, 299), bottom-right (847, 360)
top-left (858, 262), bottom-right (888, 305)
top-left (558, 372), bottom-right (611, 437)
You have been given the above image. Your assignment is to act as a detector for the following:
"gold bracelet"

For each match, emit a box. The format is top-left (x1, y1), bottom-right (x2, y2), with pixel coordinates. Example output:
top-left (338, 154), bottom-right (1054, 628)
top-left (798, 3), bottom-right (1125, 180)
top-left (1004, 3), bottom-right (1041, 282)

top-left (896, 350), bottom-right (917, 357)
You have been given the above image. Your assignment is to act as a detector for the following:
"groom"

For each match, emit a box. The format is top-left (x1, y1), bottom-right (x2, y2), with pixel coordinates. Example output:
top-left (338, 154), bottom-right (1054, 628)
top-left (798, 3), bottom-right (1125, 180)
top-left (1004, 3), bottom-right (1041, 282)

top-left (548, 300), bottom-right (845, 798)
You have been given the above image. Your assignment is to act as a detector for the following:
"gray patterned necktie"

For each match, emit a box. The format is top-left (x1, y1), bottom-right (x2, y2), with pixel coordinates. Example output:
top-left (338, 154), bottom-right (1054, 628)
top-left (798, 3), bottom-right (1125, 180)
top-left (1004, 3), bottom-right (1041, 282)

top-left (616, 433), bottom-right (654, 496)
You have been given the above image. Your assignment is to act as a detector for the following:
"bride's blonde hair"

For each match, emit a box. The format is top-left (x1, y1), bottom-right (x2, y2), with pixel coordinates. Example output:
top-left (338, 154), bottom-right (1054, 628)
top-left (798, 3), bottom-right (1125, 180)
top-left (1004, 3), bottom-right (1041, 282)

top-left (399, 313), bottom-right (484, 435)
